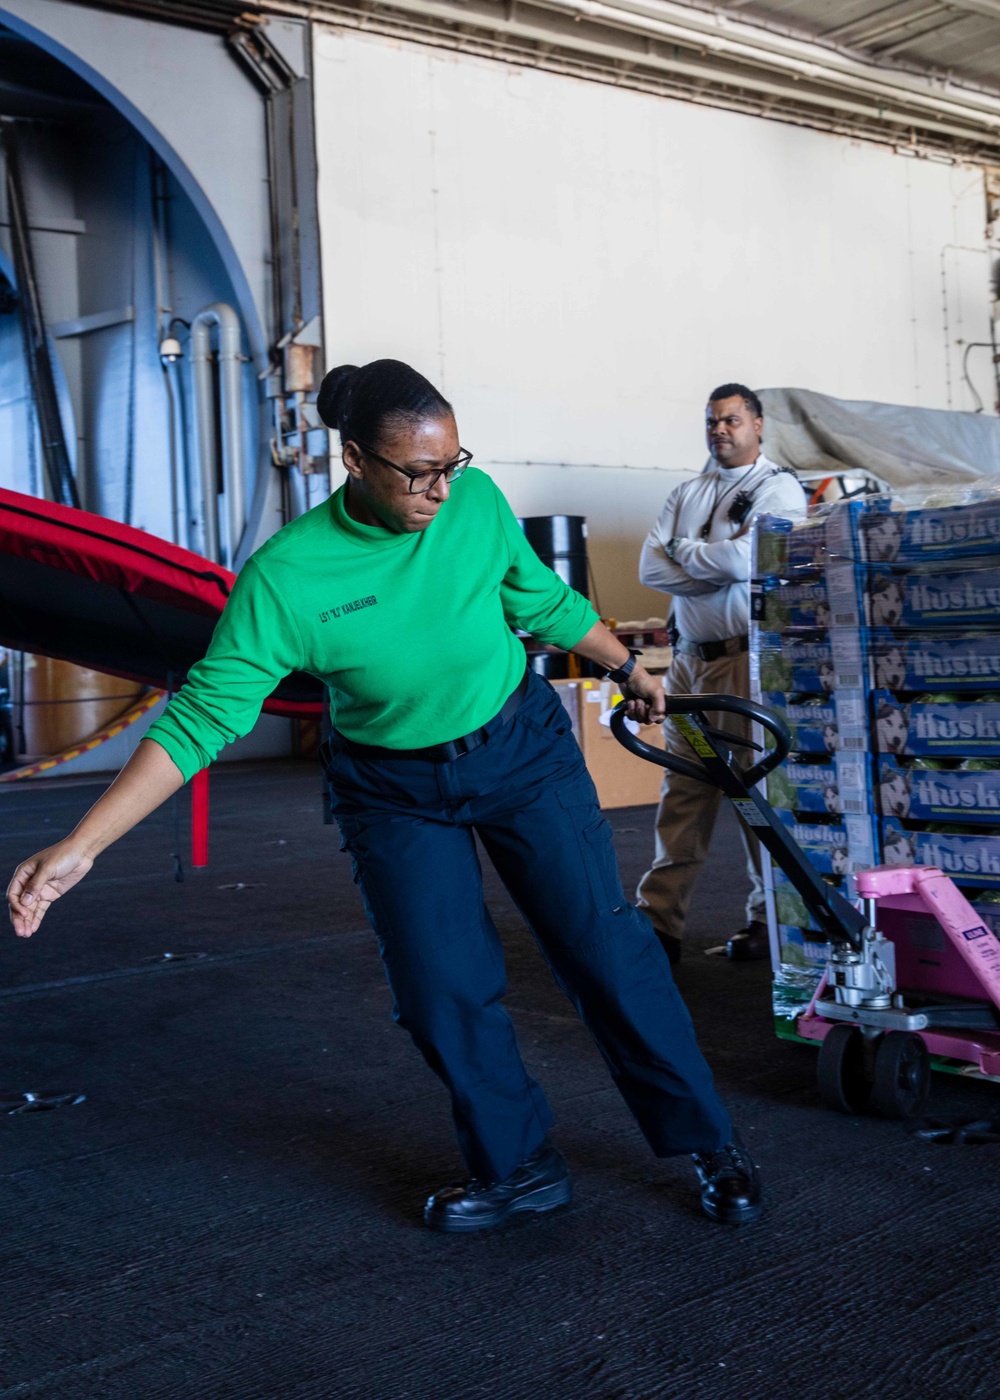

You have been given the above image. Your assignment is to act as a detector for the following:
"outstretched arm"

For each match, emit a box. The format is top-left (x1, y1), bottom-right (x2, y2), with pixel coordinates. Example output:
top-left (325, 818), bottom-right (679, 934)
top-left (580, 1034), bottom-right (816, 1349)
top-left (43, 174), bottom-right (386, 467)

top-left (8, 554), bottom-right (305, 939)
top-left (7, 737), bottom-right (184, 938)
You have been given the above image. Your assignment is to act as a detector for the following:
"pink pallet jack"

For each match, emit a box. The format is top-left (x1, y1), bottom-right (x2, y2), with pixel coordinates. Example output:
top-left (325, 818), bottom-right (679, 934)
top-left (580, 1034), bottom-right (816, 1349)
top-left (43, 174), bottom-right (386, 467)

top-left (611, 695), bottom-right (1000, 1119)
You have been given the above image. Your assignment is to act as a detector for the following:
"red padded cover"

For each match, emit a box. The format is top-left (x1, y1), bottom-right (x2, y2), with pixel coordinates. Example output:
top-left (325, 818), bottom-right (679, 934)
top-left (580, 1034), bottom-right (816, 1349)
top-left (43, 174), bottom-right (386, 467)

top-left (0, 488), bottom-right (322, 718)
top-left (0, 486), bottom-right (234, 615)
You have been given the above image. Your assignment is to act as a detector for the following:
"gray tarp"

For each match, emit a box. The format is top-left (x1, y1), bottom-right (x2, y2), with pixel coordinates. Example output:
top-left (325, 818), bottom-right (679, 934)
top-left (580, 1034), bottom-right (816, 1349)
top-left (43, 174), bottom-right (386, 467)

top-left (759, 387), bottom-right (1000, 491)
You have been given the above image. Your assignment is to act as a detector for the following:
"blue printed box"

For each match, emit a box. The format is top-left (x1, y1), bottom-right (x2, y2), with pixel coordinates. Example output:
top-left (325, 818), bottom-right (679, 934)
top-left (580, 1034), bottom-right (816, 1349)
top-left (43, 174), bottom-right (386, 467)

top-left (864, 562), bottom-right (1000, 630)
top-left (767, 752), bottom-right (872, 816)
top-left (761, 691), bottom-right (870, 754)
top-left (772, 864), bottom-right (1000, 937)
top-left (761, 692), bottom-right (836, 753)
top-left (753, 514), bottom-right (828, 579)
top-left (756, 626), bottom-right (1000, 701)
top-left (881, 817), bottom-right (1000, 889)
top-left (755, 496), bottom-right (1000, 578)
top-left (771, 866), bottom-right (844, 936)
top-left (821, 495), bottom-right (1000, 567)
top-left (774, 808), bottom-right (878, 875)
top-left (778, 925), bottom-right (830, 969)
top-left (756, 633), bottom-right (836, 694)
top-left (864, 629), bottom-right (1000, 694)
top-left (751, 575), bottom-right (831, 630)
top-left (754, 504), bottom-right (871, 576)
top-left (871, 691), bottom-right (1000, 758)
top-left (850, 498), bottom-right (1000, 566)
top-left (875, 755), bottom-right (1000, 826)
top-left (773, 896), bottom-right (997, 963)
top-left (759, 558), bottom-right (1000, 632)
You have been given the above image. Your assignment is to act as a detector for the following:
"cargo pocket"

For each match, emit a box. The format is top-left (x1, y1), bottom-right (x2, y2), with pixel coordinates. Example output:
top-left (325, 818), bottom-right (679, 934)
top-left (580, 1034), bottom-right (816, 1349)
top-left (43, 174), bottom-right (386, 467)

top-left (557, 777), bottom-right (628, 919)
top-left (518, 705), bottom-right (572, 741)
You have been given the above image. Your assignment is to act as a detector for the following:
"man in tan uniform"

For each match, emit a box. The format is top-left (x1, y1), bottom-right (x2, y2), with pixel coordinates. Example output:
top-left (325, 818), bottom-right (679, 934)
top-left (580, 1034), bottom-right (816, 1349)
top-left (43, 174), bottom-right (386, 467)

top-left (636, 384), bottom-right (805, 963)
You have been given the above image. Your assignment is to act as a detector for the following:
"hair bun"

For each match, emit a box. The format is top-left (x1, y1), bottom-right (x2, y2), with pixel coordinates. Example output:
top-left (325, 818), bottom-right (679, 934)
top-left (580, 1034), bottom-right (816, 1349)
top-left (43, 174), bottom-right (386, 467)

top-left (317, 364), bottom-right (360, 432)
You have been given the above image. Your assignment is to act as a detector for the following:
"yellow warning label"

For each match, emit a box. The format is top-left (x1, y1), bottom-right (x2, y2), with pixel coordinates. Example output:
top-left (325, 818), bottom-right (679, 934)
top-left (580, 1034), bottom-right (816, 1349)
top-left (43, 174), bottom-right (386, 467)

top-left (674, 716), bottom-right (715, 759)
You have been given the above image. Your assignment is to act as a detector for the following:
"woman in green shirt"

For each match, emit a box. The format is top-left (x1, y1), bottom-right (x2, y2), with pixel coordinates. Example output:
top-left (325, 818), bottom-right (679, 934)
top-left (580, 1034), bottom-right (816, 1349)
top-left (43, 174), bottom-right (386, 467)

top-left (7, 359), bottom-right (761, 1232)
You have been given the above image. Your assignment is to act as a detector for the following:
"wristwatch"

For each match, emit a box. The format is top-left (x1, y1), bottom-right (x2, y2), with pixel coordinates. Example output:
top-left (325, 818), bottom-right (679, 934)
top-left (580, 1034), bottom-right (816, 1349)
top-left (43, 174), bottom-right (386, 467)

top-left (606, 651), bottom-right (640, 686)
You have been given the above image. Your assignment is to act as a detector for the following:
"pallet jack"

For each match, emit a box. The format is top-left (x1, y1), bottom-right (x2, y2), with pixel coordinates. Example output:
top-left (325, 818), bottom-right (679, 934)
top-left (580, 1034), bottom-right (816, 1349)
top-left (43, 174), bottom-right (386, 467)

top-left (611, 696), bottom-right (1000, 1119)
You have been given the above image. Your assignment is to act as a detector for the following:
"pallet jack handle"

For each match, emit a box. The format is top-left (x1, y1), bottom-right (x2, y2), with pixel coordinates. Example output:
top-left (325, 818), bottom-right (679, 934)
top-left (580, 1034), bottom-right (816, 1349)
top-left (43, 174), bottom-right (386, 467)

top-left (609, 692), bottom-right (791, 790)
top-left (610, 694), bottom-right (868, 951)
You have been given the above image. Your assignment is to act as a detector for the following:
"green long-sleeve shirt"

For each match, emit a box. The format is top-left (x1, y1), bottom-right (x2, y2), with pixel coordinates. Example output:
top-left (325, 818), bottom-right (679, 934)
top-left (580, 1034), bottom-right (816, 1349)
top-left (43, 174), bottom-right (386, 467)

top-left (146, 468), bottom-right (599, 781)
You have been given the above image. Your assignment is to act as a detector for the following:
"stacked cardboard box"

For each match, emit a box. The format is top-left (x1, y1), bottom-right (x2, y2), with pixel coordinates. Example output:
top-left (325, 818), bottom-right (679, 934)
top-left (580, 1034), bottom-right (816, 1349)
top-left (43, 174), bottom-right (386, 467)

top-left (550, 677), bottom-right (666, 809)
top-left (750, 492), bottom-right (1000, 1015)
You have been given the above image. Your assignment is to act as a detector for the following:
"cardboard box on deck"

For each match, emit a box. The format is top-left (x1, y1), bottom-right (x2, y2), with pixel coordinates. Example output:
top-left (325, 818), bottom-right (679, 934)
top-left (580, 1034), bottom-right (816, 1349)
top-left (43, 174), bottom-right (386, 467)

top-left (550, 678), bottom-right (665, 809)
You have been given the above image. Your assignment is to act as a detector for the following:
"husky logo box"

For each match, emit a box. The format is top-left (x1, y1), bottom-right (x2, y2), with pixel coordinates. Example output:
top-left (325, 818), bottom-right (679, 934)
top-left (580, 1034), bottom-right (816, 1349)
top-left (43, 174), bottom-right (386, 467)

top-left (872, 691), bottom-right (1000, 758)
top-left (876, 756), bottom-right (1000, 825)
top-left (881, 817), bottom-right (1000, 888)
top-left (867, 564), bottom-right (1000, 630)
top-left (858, 498), bottom-right (1000, 565)
top-left (757, 634), bottom-right (835, 695)
top-left (774, 808), bottom-right (878, 875)
top-left (869, 630), bottom-right (1000, 693)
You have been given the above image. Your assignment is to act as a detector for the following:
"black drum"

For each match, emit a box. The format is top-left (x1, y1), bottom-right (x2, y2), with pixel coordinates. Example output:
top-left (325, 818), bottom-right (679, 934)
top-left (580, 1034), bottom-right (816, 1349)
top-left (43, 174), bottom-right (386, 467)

top-left (527, 650), bottom-right (571, 681)
top-left (518, 515), bottom-right (589, 598)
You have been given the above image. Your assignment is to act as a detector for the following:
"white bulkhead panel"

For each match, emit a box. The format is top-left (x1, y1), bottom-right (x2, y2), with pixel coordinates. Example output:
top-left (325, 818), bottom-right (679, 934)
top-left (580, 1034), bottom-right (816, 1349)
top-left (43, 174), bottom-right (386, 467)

top-left (313, 26), bottom-right (995, 619)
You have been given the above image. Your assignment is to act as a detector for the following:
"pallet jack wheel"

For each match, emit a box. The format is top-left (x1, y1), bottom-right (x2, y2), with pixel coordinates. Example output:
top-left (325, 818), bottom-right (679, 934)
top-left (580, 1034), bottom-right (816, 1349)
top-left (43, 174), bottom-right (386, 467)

top-left (871, 1031), bottom-right (931, 1120)
top-left (816, 1025), bottom-right (872, 1114)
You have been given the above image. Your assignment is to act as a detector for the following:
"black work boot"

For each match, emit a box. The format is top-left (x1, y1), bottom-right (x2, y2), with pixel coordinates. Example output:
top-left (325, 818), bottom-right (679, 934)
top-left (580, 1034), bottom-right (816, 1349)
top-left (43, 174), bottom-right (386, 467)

top-left (691, 1138), bottom-right (762, 1225)
top-left (726, 919), bottom-right (770, 962)
top-left (424, 1144), bottom-right (572, 1234)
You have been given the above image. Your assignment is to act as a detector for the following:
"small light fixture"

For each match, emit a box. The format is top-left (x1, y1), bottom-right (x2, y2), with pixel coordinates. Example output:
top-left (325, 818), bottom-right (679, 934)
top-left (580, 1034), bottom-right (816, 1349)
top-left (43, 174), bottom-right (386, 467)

top-left (159, 336), bottom-right (183, 363)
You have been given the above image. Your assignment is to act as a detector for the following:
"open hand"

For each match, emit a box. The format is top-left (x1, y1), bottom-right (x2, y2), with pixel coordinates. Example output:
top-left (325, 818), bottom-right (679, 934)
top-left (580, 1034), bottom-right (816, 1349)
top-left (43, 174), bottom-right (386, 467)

top-left (7, 841), bottom-right (94, 938)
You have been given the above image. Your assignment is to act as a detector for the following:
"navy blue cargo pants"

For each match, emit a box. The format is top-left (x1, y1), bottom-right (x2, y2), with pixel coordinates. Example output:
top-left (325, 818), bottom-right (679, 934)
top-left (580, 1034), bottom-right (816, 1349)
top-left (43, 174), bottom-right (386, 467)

top-left (326, 671), bottom-right (733, 1184)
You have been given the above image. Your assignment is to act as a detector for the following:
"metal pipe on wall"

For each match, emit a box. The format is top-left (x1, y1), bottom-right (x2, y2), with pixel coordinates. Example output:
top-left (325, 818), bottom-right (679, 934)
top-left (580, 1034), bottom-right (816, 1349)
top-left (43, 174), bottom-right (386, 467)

top-left (1, 127), bottom-right (80, 509)
top-left (190, 303), bottom-right (245, 566)
top-left (168, 355), bottom-right (199, 554)
top-left (294, 0), bottom-right (1000, 148)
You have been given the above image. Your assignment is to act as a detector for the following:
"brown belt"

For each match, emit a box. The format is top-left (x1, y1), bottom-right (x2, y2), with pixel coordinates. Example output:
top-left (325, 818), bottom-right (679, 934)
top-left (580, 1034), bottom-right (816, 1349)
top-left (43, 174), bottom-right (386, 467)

top-left (674, 634), bottom-right (749, 663)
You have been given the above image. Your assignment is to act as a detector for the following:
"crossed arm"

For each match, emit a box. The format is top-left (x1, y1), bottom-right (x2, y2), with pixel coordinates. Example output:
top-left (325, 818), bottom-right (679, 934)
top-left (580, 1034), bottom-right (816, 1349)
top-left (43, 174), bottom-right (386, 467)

top-left (639, 520), bottom-right (752, 597)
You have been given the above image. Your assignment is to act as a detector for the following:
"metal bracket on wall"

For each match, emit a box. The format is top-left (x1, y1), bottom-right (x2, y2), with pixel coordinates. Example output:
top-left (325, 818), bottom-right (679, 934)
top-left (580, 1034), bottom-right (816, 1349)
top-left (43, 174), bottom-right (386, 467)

top-left (266, 319), bottom-right (330, 477)
top-left (226, 27), bottom-right (298, 95)
top-left (50, 306), bottom-right (135, 339)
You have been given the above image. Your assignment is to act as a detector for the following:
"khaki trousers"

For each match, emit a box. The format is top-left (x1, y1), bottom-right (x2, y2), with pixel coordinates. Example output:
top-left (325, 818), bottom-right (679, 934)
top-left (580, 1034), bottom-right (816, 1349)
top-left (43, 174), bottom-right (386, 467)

top-left (636, 648), bottom-right (765, 942)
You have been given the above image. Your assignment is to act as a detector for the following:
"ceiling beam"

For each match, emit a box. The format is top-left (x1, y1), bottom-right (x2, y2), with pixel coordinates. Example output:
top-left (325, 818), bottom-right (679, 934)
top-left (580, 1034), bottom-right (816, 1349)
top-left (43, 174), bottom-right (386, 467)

top-left (237, 0), bottom-right (1000, 158)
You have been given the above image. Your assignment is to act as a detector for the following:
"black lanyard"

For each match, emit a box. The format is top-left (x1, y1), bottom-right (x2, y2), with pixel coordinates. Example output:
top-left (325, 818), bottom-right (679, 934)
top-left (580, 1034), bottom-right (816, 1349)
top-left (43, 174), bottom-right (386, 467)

top-left (698, 463), bottom-right (767, 541)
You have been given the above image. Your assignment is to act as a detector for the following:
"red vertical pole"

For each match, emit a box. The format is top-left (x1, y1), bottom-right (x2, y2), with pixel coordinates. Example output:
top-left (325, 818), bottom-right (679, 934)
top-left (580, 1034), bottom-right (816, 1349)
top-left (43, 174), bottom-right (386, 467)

top-left (191, 766), bottom-right (209, 868)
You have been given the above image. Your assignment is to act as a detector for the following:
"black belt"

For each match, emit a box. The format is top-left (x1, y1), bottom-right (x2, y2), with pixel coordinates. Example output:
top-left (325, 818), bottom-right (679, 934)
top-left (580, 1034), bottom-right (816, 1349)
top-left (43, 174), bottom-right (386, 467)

top-left (675, 634), bottom-right (749, 662)
top-left (322, 670), bottom-right (531, 766)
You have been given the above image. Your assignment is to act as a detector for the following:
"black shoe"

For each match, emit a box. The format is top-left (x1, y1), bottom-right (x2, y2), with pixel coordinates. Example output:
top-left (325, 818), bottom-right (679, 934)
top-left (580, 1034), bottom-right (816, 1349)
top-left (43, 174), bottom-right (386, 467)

top-left (424, 1144), bottom-right (572, 1233)
top-left (726, 919), bottom-right (770, 962)
top-left (691, 1139), bottom-right (762, 1225)
top-left (656, 930), bottom-right (682, 966)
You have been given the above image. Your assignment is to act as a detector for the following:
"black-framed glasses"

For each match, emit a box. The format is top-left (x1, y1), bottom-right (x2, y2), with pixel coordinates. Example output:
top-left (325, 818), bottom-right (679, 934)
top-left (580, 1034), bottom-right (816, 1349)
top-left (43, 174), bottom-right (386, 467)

top-left (355, 441), bottom-right (473, 494)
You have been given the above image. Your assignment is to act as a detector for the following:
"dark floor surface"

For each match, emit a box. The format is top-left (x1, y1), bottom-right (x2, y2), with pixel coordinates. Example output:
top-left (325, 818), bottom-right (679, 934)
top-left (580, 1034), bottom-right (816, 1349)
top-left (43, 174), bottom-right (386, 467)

top-left (2, 760), bottom-right (999, 1400)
